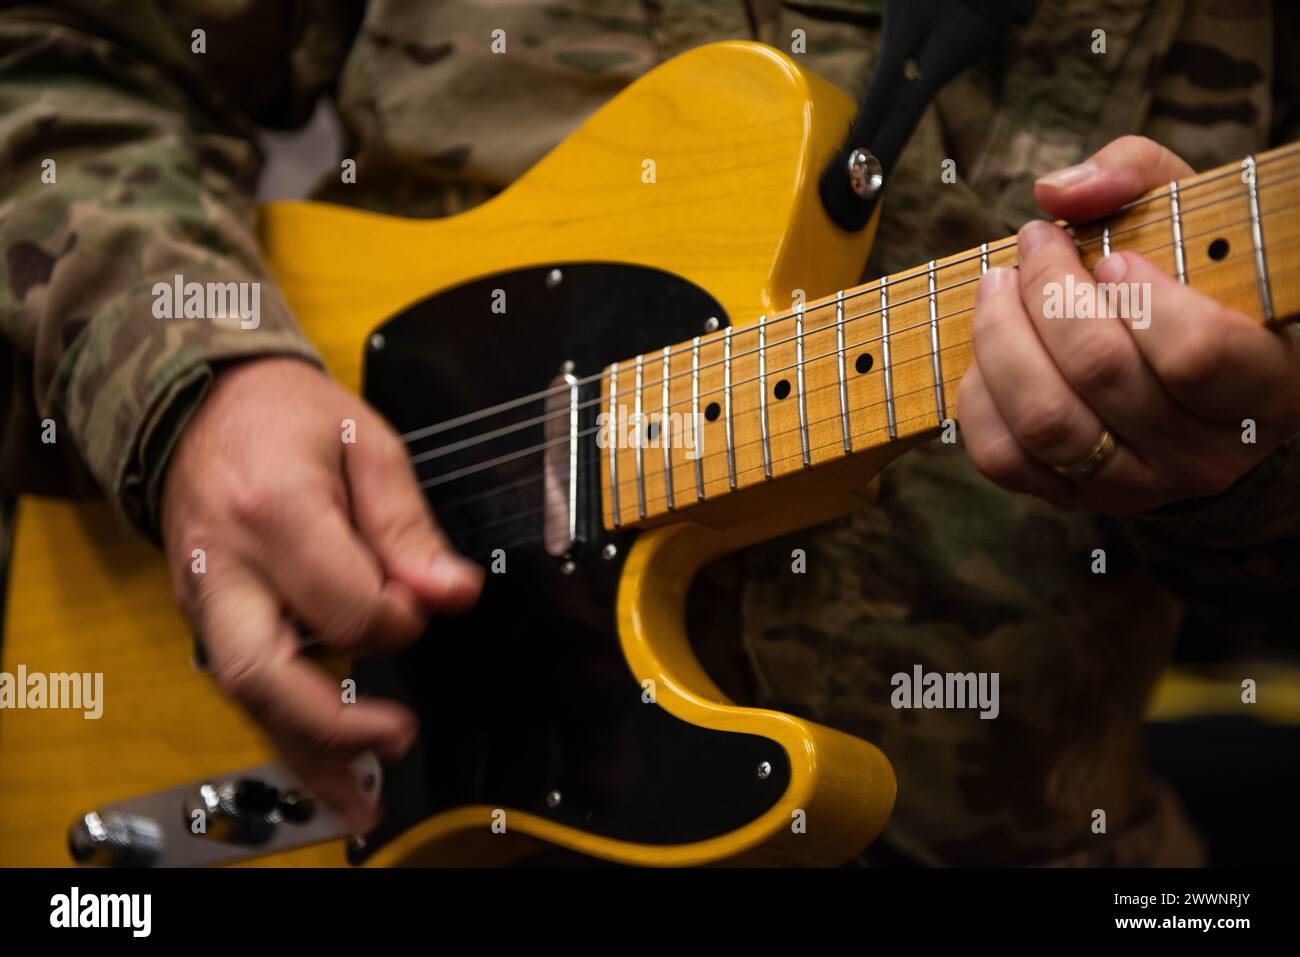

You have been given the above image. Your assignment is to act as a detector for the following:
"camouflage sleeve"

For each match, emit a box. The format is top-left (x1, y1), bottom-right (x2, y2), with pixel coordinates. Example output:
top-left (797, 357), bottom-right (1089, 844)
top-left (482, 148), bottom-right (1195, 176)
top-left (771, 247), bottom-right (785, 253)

top-left (0, 8), bottom-right (325, 538)
top-left (1119, 1), bottom-right (1300, 634)
top-left (1122, 428), bottom-right (1300, 640)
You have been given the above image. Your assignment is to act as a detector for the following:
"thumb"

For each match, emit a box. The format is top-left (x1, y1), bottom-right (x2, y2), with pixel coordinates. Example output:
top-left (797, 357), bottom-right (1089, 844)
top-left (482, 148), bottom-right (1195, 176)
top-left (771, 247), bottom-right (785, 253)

top-left (1034, 135), bottom-right (1195, 222)
top-left (344, 426), bottom-right (484, 613)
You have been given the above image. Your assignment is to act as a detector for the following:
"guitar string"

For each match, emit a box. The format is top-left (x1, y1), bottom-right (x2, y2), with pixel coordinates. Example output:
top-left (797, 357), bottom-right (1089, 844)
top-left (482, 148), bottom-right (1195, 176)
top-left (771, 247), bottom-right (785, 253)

top-left (419, 202), bottom-right (1287, 498)
top-left (398, 145), bottom-right (1300, 446)
top-left (402, 167), bottom-right (1260, 454)
top-left (474, 293), bottom-right (1257, 548)
top-left (405, 164), bottom-right (1300, 467)
top-left (449, 355), bottom-right (972, 542)
top-left (439, 226), bottom-right (1278, 542)
top-left (410, 168), bottom-right (1295, 472)
top-left (427, 216), bottom-right (1281, 506)
top-left (454, 248), bottom-right (1218, 541)
top-left (397, 146), bottom-right (1300, 449)
top-left (480, 402), bottom-right (972, 555)
top-left (413, 177), bottom-right (1239, 474)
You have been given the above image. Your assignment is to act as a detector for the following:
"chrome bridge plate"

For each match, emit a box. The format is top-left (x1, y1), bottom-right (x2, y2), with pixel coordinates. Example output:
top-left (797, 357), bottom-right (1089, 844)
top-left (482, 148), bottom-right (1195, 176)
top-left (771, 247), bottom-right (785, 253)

top-left (68, 757), bottom-right (378, 867)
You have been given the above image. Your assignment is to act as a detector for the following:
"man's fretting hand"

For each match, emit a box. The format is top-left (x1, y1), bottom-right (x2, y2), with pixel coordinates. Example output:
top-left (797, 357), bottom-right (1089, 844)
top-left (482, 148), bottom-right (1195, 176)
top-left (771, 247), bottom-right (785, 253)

top-left (161, 358), bottom-right (484, 831)
top-left (958, 136), bottom-right (1300, 513)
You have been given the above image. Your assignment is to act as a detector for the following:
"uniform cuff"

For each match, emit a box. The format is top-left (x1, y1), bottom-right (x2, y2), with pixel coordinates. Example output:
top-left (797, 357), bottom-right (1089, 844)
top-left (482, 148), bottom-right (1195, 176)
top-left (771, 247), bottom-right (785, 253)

top-left (1130, 433), bottom-right (1300, 550)
top-left (60, 272), bottom-right (321, 542)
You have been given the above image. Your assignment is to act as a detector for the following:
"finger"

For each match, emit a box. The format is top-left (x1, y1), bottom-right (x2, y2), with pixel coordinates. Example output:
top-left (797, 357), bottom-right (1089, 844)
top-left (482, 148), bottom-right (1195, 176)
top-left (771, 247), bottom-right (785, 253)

top-left (1098, 251), bottom-right (1300, 430)
top-left (271, 745), bottom-right (383, 835)
top-left (956, 362), bottom-right (1078, 506)
top-left (971, 264), bottom-right (1118, 471)
top-left (344, 422), bottom-right (483, 612)
top-left (1034, 135), bottom-right (1195, 222)
top-left (1015, 220), bottom-right (1200, 454)
top-left (265, 495), bottom-right (428, 653)
top-left (199, 566), bottom-right (417, 829)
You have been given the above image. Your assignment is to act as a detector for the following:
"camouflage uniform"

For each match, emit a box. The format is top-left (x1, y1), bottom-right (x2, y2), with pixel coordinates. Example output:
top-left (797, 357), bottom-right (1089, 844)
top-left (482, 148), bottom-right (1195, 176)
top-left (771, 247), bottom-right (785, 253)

top-left (2, 0), bottom-right (1297, 865)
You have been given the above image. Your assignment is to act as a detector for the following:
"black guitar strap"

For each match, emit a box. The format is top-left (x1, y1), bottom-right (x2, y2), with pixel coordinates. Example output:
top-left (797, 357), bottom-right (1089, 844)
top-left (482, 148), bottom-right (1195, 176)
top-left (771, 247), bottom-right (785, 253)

top-left (819, 0), bottom-right (1037, 231)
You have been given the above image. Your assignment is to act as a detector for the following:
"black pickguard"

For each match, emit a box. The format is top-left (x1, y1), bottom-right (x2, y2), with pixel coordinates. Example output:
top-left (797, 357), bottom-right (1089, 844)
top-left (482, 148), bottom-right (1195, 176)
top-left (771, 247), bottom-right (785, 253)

top-left (352, 264), bottom-right (791, 862)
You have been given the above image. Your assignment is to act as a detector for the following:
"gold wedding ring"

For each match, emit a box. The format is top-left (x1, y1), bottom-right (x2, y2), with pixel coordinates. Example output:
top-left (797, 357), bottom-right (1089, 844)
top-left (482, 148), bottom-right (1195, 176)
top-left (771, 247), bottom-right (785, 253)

top-left (1053, 429), bottom-right (1117, 481)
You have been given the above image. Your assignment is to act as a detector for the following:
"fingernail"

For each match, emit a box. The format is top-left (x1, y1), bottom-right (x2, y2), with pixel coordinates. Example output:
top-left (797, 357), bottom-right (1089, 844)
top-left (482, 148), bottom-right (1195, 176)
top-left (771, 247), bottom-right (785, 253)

top-left (431, 551), bottom-right (482, 587)
top-left (1036, 161), bottom-right (1099, 190)
top-left (976, 266), bottom-right (1014, 304)
top-left (1094, 252), bottom-right (1128, 284)
top-left (1018, 220), bottom-right (1056, 256)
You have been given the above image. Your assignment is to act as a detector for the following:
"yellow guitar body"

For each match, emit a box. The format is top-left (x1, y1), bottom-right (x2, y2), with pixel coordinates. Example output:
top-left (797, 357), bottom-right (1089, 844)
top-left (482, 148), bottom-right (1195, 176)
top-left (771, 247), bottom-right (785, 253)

top-left (0, 42), bottom-right (896, 866)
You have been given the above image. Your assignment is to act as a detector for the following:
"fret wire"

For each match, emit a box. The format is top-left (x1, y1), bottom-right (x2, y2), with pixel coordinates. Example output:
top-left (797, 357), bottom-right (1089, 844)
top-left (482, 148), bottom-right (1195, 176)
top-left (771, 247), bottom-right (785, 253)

top-left (1245, 155), bottom-right (1275, 323)
top-left (608, 363), bottom-right (621, 527)
top-left (503, 354), bottom-right (982, 519)
top-left (980, 242), bottom-right (989, 274)
top-left (608, 188), bottom-right (1300, 488)
top-left (441, 224), bottom-right (1289, 500)
top-left (600, 346), bottom-right (1005, 507)
top-left (634, 354), bottom-right (646, 519)
top-left (1101, 222), bottom-right (1110, 257)
top-left (758, 316), bottom-right (772, 479)
top-left (724, 326), bottom-right (737, 489)
top-left (516, 177), bottom-right (1300, 509)
top-left (553, 303), bottom-right (1290, 522)
top-left (836, 290), bottom-right (852, 453)
top-left (404, 146), bottom-right (1300, 450)
top-left (611, 347), bottom-right (987, 511)
top-left (656, 169), bottom-right (1293, 401)
top-left (691, 336), bottom-right (705, 500)
top-left (622, 390), bottom-right (975, 516)
top-left (660, 346), bottom-right (674, 511)
top-left (610, 234), bottom-right (1283, 504)
top-left (431, 166), bottom-right (1300, 493)
top-left (616, 291), bottom-right (1267, 506)
top-left (749, 220), bottom-right (1281, 409)
top-left (1170, 180), bottom-right (1187, 283)
top-left (880, 279), bottom-right (897, 439)
top-left (795, 300), bottom-right (811, 467)
top-left (434, 164), bottom-right (1300, 459)
top-left (496, 369), bottom-right (996, 541)
top-left (645, 223), bottom-right (1277, 479)
top-left (927, 260), bottom-right (946, 425)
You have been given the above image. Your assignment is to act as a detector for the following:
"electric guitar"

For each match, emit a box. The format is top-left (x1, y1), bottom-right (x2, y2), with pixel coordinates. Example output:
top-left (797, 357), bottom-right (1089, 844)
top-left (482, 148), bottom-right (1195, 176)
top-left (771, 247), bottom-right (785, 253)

top-left (1, 41), bottom-right (1296, 867)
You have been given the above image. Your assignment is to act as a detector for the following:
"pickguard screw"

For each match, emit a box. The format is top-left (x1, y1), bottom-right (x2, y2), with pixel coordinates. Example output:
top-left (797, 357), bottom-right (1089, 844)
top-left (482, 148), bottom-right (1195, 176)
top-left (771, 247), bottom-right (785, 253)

top-left (546, 268), bottom-right (563, 288)
top-left (704, 316), bottom-right (720, 333)
top-left (546, 790), bottom-right (562, 808)
top-left (756, 761), bottom-right (772, 780)
top-left (560, 560), bottom-right (576, 576)
top-left (369, 333), bottom-right (386, 351)
top-left (561, 359), bottom-right (575, 375)
top-left (602, 543), bottom-right (618, 561)
top-left (350, 836), bottom-right (367, 851)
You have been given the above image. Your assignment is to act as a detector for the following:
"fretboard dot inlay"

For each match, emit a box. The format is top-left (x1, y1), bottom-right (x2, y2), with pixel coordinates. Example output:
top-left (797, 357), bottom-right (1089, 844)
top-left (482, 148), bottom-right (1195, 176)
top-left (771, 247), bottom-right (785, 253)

top-left (774, 378), bottom-right (791, 400)
top-left (855, 353), bottom-right (874, 374)
top-left (1208, 237), bottom-right (1230, 261)
top-left (704, 401), bottom-right (721, 422)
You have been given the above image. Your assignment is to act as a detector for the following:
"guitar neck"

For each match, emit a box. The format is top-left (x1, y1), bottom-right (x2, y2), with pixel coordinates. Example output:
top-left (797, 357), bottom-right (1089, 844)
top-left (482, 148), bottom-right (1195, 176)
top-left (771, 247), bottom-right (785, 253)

top-left (600, 143), bottom-right (1300, 531)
